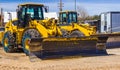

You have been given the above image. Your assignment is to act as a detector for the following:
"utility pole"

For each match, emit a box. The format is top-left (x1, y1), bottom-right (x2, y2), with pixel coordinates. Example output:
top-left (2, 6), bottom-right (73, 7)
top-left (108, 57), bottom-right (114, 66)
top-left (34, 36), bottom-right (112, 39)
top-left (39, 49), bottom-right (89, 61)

top-left (0, 8), bottom-right (3, 26)
top-left (0, 8), bottom-right (2, 26)
top-left (75, 0), bottom-right (76, 11)
top-left (58, 0), bottom-right (63, 12)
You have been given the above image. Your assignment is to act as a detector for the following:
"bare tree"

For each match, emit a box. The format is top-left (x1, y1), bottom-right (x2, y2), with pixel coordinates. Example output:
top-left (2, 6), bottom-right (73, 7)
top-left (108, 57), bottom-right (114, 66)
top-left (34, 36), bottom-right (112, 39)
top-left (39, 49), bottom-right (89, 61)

top-left (77, 6), bottom-right (89, 22)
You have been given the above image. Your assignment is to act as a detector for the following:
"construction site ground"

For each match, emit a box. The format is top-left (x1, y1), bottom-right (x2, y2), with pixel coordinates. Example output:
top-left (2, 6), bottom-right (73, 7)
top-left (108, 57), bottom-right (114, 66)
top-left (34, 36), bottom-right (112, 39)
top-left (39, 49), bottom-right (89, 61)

top-left (0, 47), bottom-right (120, 70)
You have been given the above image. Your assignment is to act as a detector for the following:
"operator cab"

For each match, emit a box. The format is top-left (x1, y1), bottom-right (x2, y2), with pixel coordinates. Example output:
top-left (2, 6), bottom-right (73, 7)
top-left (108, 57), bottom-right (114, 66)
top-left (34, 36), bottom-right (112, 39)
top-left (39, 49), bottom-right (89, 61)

top-left (59, 11), bottom-right (78, 25)
top-left (17, 3), bottom-right (48, 27)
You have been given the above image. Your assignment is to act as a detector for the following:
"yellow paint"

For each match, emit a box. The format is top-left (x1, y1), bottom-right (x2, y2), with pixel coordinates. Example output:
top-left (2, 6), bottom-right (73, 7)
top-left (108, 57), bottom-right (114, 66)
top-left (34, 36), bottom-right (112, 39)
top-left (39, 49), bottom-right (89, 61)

top-left (25, 38), bottom-right (30, 51)
top-left (4, 38), bottom-right (8, 47)
top-left (2, 3), bottom-right (99, 53)
top-left (19, 3), bottom-right (44, 6)
top-left (59, 11), bottom-right (96, 36)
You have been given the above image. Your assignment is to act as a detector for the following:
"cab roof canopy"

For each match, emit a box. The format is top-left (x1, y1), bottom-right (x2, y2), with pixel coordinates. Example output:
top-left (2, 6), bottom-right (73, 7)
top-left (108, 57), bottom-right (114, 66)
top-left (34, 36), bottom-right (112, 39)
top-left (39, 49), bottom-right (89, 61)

top-left (18, 3), bottom-right (44, 6)
top-left (60, 11), bottom-right (77, 13)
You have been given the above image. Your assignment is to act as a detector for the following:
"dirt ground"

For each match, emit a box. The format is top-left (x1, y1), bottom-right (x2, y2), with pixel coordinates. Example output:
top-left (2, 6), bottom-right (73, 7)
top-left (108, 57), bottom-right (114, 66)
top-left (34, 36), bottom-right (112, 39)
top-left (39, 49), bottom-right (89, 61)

top-left (0, 47), bottom-right (120, 70)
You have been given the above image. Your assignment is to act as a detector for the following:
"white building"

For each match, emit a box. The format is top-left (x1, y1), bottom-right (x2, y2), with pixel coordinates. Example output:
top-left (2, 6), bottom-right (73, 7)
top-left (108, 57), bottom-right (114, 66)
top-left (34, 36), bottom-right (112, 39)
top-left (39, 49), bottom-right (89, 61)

top-left (44, 12), bottom-right (58, 19)
top-left (100, 12), bottom-right (120, 33)
top-left (3, 12), bottom-right (58, 23)
top-left (4, 12), bottom-right (17, 23)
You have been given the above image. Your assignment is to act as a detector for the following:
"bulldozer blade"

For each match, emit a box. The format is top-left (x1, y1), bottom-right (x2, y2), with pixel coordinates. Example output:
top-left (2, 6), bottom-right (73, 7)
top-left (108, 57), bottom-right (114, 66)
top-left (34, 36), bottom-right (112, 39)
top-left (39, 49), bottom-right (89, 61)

top-left (28, 36), bottom-right (108, 62)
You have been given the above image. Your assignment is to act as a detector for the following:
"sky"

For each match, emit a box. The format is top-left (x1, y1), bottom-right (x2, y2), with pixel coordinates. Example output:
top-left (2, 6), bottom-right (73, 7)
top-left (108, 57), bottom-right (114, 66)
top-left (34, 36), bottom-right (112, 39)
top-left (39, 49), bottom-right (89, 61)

top-left (0, 0), bottom-right (120, 15)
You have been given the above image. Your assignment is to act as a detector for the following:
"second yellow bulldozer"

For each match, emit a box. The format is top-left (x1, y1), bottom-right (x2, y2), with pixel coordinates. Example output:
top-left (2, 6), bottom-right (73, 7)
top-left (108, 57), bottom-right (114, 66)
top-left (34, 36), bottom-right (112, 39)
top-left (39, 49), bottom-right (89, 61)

top-left (58, 11), bottom-right (96, 37)
top-left (2, 3), bottom-right (108, 61)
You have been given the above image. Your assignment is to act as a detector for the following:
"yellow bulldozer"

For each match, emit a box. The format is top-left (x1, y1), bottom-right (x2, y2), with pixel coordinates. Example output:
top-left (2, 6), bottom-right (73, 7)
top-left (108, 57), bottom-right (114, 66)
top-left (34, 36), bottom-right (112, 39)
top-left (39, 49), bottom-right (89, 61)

top-left (2, 3), bottom-right (108, 61)
top-left (58, 11), bottom-right (96, 37)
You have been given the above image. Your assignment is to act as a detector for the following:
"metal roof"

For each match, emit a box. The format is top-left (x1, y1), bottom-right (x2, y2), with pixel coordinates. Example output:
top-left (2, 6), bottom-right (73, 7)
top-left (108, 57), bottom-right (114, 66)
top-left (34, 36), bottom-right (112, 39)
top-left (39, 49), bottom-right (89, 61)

top-left (19, 3), bottom-right (44, 6)
top-left (100, 11), bottom-right (120, 15)
top-left (59, 10), bottom-right (77, 13)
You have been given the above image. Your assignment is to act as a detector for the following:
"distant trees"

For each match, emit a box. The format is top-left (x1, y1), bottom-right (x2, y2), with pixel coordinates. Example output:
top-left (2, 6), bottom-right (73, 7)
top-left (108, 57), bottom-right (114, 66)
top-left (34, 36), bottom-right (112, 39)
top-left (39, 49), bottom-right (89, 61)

top-left (85, 15), bottom-right (100, 20)
top-left (77, 6), bottom-right (100, 22)
top-left (77, 6), bottom-right (89, 22)
top-left (91, 15), bottom-right (100, 20)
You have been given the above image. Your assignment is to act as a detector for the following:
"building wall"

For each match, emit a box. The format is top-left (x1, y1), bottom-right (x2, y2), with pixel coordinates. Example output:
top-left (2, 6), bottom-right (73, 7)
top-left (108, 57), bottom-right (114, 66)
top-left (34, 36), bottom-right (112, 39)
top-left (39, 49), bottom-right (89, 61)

top-left (44, 12), bottom-right (58, 19)
top-left (101, 13), bottom-right (106, 33)
top-left (4, 12), bottom-right (17, 23)
top-left (111, 13), bottom-right (120, 32)
top-left (100, 12), bottom-right (120, 33)
top-left (106, 13), bottom-right (111, 33)
top-left (3, 12), bottom-right (58, 23)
